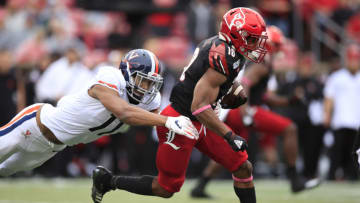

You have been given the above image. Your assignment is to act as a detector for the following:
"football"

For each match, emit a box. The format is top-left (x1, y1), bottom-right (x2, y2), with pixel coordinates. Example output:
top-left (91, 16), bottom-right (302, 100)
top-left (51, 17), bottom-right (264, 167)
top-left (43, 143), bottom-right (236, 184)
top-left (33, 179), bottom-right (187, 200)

top-left (220, 81), bottom-right (248, 109)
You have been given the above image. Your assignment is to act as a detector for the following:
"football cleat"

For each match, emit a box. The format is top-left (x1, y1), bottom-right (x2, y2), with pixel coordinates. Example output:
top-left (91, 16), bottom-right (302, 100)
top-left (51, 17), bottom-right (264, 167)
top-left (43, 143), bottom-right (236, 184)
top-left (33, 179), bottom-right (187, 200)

top-left (91, 166), bottom-right (113, 203)
top-left (290, 176), bottom-right (321, 193)
top-left (304, 177), bottom-right (321, 189)
top-left (290, 176), bottom-right (306, 193)
top-left (190, 187), bottom-right (213, 199)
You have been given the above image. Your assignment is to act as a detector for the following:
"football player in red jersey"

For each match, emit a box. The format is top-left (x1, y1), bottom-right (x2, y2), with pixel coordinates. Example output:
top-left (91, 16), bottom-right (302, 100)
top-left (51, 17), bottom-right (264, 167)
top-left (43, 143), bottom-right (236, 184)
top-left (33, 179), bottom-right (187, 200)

top-left (91, 7), bottom-right (267, 203)
top-left (190, 26), bottom-right (320, 198)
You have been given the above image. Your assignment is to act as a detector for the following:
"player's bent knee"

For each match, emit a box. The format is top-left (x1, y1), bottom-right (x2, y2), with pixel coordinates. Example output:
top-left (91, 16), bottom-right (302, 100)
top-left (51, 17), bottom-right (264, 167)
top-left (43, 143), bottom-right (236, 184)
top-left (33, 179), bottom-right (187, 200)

top-left (152, 179), bottom-right (174, 198)
top-left (160, 191), bottom-right (174, 198)
top-left (233, 160), bottom-right (253, 180)
top-left (155, 187), bottom-right (174, 198)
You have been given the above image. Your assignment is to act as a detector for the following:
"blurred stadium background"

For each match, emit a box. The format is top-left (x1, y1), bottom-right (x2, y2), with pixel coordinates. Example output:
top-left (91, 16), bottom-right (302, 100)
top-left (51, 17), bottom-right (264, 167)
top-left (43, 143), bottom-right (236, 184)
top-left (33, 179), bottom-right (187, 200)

top-left (0, 0), bottom-right (359, 202)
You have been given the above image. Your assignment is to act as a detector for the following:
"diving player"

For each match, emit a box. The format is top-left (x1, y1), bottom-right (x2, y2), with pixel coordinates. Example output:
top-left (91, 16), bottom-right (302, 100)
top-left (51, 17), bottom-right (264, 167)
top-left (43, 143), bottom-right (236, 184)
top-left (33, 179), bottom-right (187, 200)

top-left (0, 49), bottom-right (198, 177)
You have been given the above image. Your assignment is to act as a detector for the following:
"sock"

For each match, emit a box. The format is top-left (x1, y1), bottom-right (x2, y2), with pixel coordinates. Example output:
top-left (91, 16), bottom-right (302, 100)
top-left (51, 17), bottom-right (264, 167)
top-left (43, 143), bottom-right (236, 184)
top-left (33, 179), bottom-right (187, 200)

top-left (111, 175), bottom-right (154, 196)
top-left (196, 176), bottom-right (211, 190)
top-left (286, 166), bottom-right (297, 180)
top-left (234, 186), bottom-right (256, 203)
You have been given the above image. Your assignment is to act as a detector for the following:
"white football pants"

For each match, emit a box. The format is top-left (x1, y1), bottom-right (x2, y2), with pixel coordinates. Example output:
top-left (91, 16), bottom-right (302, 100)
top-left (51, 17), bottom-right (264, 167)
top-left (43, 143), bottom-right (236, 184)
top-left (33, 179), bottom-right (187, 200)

top-left (0, 104), bottom-right (65, 176)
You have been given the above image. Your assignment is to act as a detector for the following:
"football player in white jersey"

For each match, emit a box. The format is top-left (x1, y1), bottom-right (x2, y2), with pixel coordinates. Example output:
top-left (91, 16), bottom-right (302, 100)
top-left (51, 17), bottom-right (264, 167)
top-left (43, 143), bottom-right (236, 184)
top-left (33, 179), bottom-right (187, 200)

top-left (0, 49), bottom-right (198, 177)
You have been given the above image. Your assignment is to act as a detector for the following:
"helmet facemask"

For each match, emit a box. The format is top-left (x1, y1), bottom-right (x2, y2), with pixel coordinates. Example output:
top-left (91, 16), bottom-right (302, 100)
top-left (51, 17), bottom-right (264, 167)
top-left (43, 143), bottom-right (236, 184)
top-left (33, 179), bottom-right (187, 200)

top-left (236, 30), bottom-right (268, 63)
top-left (126, 70), bottom-right (163, 105)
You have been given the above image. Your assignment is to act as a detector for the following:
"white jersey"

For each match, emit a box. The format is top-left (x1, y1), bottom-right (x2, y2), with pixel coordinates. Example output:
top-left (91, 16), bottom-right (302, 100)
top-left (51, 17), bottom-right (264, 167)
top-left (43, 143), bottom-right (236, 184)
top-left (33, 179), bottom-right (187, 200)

top-left (40, 66), bottom-right (161, 146)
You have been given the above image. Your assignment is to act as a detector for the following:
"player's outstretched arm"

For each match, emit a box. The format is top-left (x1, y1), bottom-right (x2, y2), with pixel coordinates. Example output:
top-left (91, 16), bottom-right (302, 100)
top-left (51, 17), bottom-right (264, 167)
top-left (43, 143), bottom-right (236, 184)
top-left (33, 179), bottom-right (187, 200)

top-left (191, 68), bottom-right (246, 151)
top-left (89, 85), bottom-right (198, 139)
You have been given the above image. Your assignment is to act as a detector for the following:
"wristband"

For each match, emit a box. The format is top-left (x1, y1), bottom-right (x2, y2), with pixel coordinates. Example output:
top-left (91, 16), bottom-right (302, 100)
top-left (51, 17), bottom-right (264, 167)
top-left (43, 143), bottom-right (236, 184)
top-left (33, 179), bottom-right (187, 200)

top-left (224, 131), bottom-right (233, 139)
top-left (192, 104), bottom-right (211, 116)
top-left (241, 77), bottom-right (252, 87)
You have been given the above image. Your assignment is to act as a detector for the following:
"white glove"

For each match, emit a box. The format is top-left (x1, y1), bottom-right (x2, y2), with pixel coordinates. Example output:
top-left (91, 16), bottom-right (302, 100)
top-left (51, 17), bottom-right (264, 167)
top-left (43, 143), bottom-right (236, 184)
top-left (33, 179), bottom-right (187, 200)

top-left (213, 102), bottom-right (221, 118)
top-left (165, 116), bottom-right (199, 140)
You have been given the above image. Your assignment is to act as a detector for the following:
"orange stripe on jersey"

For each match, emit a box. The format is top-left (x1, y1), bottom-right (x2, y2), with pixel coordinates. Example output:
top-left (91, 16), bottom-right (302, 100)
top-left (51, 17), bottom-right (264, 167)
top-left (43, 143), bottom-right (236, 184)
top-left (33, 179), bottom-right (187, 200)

top-left (0, 105), bottom-right (41, 130)
top-left (154, 55), bottom-right (159, 74)
top-left (98, 80), bottom-right (118, 90)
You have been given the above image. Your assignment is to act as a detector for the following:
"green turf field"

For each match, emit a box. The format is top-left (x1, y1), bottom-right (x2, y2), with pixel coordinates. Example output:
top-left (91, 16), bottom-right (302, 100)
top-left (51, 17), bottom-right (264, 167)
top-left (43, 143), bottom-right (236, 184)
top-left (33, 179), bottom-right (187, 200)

top-left (0, 178), bottom-right (359, 203)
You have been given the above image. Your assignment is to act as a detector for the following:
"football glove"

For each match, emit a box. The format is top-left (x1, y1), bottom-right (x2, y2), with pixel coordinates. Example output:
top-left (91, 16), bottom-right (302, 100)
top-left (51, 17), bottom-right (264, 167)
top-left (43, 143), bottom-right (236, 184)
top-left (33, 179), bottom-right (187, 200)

top-left (223, 131), bottom-right (248, 152)
top-left (213, 102), bottom-right (221, 118)
top-left (165, 116), bottom-right (199, 140)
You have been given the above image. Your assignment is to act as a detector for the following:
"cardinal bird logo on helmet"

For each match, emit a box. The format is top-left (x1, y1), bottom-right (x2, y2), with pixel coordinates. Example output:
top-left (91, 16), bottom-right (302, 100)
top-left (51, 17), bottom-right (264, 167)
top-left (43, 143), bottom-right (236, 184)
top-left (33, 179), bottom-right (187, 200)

top-left (227, 11), bottom-right (245, 29)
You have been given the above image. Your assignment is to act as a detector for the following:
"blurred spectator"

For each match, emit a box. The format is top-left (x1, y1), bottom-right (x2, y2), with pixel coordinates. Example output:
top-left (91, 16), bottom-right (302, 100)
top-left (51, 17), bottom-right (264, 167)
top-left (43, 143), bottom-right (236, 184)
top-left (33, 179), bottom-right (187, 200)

top-left (213, 0), bottom-right (231, 27)
top-left (331, 0), bottom-right (358, 27)
top-left (143, 36), bottom-right (191, 70)
top-left (82, 49), bottom-right (107, 71)
top-left (4, 0), bottom-right (28, 33)
top-left (15, 28), bottom-right (48, 67)
top-left (276, 52), bottom-right (325, 179)
top-left (45, 17), bottom-right (86, 54)
top-left (0, 9), bottom-right (26, 51)
top-left (187, 0), bottom-right (217, 46)
top-left (0, 49), bottom-right (25, 125)
top-left (107, 13), bottom-right (133, 49)
top-left (257, 0), bottom-right (292, 36)
top-left (146, 0), bottom-right (178, 36)
top-left (26, 53), bottom-right (60, 105)
top-left (346, 13), bottom-right (360, 43)
top-left (35, 47), bottom-right (92, 104)
top-left (107, 49), bottom-right (124, 67)
top-left (323, 44), bottom-right (360, 180)
top-left (297, 0), bottom-right (340, 22)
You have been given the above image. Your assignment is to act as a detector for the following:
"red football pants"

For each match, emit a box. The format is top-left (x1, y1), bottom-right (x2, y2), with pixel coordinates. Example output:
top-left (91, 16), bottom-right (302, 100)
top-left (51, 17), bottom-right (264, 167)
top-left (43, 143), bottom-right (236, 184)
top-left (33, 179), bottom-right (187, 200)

top-left (225, 106), bottom-right (292, 148)
top-left (156, 105), bottom-right (248, 193)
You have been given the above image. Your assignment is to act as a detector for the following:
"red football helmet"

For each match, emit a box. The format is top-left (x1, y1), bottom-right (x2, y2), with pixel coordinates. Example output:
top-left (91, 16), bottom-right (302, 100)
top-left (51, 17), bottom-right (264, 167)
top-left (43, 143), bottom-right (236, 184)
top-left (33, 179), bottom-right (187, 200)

top-left (346, 44), bottom-right (360, 60)
top-left (219, 7), bottom-right (268, 63)
top-left (266, 25), bottom-right (285, 54)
